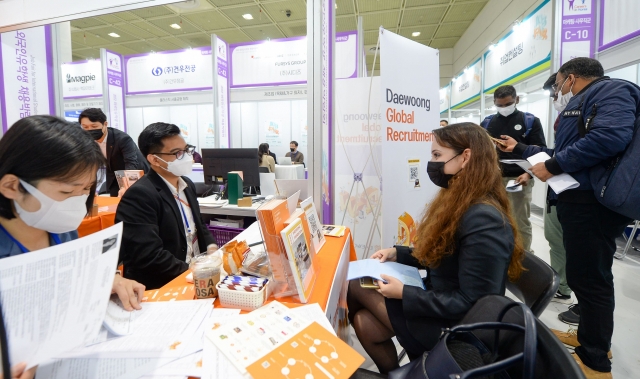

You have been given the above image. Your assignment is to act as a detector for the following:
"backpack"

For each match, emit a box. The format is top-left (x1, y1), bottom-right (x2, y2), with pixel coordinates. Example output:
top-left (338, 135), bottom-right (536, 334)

top-left (480, 112), bottom-right (536, 138)
top-left (577, 77), bottom-right (640, 220)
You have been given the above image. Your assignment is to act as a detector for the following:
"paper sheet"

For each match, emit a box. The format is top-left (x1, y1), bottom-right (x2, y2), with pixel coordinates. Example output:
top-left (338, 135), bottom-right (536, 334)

top-left (289, 304), bottom-right (336, 336)
top-left (0, 223), bottom-right (123, 369)
top-left (526, 152), bottom-right (580, 194)
top-left (140, 352), bottom-right (203, 378)
top-left (347, 260), bottom-right (426, 289)
top-left (201, 336), bottom-right (247, 379)
top-left (57, 300), bottom-right (213, 359)
top-left (36, 357), bottom-right (173, 379)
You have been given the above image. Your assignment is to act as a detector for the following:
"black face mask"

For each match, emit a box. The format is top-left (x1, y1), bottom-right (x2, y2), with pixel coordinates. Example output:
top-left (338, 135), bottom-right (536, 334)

top-left (427, 154), bottom-right (460, 188)
top-left (290, 148), bottom-right (296, 153)
top-left (87, 128), bottom-right (104, 140)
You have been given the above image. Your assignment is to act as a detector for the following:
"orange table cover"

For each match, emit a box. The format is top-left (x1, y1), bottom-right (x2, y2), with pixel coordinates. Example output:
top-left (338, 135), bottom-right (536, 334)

top-left (78, 197), bottom-right (120, 237)
top-left (151, 229), bottom-right (357, 313)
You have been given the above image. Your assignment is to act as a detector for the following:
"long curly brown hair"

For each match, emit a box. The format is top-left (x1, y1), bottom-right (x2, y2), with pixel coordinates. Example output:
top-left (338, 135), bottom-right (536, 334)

top-left (412, 122), bottom-right (525, 281)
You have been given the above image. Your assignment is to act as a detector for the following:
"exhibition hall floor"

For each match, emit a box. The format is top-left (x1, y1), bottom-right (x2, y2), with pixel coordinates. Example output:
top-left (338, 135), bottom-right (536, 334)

top-left (350, 223), bottom-right (640, 378)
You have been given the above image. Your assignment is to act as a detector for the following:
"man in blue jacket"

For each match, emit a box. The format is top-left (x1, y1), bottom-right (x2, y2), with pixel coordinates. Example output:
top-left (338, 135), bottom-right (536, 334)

top-left (499, 58), bottom-right (636, 378)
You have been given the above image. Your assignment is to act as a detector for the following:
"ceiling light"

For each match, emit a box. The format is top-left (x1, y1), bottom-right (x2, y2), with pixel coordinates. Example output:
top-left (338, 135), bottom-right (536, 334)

top-left (335, 3), bottom-right (338, 9)
top-left (412, 32), bottom-right (420, 37)
top-left (170, 23), bottom-right (181, 29)
top-left (489, 43), bottom-right (497, 51)
top-left (108, 32), bottom-right (120, 38)
top-left (242, 13), bottom-right (253, 20)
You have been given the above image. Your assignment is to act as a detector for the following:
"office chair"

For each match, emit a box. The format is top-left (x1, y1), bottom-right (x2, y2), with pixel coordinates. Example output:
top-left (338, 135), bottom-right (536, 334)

top-left (506, 251), bottom-right (559, 317)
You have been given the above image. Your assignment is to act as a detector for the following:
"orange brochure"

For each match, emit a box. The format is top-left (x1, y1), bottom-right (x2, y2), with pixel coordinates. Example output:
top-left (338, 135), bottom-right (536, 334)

top-left (247, 322), bottom-right (364, 379)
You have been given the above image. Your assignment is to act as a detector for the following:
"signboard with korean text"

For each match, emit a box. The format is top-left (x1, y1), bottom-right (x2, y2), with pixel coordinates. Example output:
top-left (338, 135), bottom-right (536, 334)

top-left (439, 85), bottom-right (449, 114)
top-left (484, 0), bottom-right (551, 93)
top-left (125, 47), bottom-right (213, 95)
top-left (61, 60), bottom-right (103, 99)
top-left (561, 0), bottom-right (595, 64)
top-left (230, 31), bottom-right (357, 89)
top-left (450, 58), bottom-right (481, 109)
top-left (0, 26), bottom-right (54, 131)
top-left (103, 49), bottom-right (126, 132)
top-left (214, 36), bottom-right (230, 148)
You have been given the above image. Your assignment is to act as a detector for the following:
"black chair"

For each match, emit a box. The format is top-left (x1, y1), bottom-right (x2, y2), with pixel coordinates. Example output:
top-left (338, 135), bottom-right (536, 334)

top-left (506, 251), bottom-right (559, 317)
top-left (258, 166), bottom-right (270, 173)
top-left (350, 295), bottom-right (585, 379)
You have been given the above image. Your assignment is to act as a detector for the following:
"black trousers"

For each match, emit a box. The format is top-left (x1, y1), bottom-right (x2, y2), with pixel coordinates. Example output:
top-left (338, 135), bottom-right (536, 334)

top-left (557, 200), bottom-right (631, 372)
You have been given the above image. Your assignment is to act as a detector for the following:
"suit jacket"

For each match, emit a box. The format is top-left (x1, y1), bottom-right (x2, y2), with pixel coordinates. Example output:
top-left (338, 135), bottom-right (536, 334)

top-left (105, 127), bottom-right (150, 197)
top-left (268, 151), bottom-right (278, 164)
top-left (396, 204), bottom-right (514, 329)
top-left (115, 170), bottom-right (216, 289)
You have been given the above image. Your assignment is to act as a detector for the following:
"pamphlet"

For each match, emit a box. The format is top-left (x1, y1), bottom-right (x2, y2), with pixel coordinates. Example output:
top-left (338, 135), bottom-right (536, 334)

top-left (347, 260), bottom-right (426, 289)
top-left (300, 197), bottom-right (326, 255)
top-left (526, 152), bottom-right (580, 194)
top-left (281, 218), bottom-right (316, 303)
top-left (506, 179), bottom-right (523, 193)
top-left (114, 170), bottom-right (144, 190)
top-left (246, 322), bottom-right (364, 379)
top-left (322, 225), bottom-right (346, 237)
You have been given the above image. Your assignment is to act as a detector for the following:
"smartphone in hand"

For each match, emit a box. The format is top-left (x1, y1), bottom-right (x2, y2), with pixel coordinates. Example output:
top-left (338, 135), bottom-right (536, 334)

top-left (359, 277), bottom-right (380, 289)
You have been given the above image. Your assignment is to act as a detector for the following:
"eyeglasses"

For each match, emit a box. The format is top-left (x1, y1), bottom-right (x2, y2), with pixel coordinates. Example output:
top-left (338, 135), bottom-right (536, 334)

top-left (552, 75), bottom-right (578, 92)
top-left (155, 145), bottom-right (196, 160)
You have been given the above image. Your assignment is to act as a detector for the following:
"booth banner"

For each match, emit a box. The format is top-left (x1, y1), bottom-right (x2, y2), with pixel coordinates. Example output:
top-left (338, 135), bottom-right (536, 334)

top-left (599, 1), bottom-right (640, 51)
top-left (215, 37), bottom-right (230, 148)
top-left (484, 0), bottom-right (551, 93)
top-left (321, 0), bottom-right (334, 225)
top-left (104, 49), bottom-right (126, 132)
top-left (380, 28), bottom-right (439, 249)
top-left (0, 25), bottom-right (54, 132)
top-left (450, 58), bottom-right (481, 109)
top-left (335, 77), bottom-right (383, 259)
top-left (561, 0), bottom-right (595, 64)
top-left (61, 60), bottom-right (102, 99)
top-left (125, 47), bottom-right (213, 95)
top-left (439, 85), bottom-right (449, 114)
top-left (229, 31), bottom-right (356, 88)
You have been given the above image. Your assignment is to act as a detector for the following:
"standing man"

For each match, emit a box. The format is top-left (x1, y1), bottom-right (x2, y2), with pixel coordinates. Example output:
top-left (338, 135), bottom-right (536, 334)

top-left (79, 108), bottom-right (149, 197)
top-left (116, 122), bottom-right (216, 289)
top-left (439, 120), bottom-right (449, 127)
top-left (481, 85), bottom-right (546, 253)
top-left (500, 58), bottom-right (638, 378)
top-left (285, 140), bottom-right (305, 165)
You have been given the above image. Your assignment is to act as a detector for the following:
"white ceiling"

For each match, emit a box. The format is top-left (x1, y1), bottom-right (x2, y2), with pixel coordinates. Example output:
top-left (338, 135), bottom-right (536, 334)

top-left (70, 0), bottom-right (489, 73)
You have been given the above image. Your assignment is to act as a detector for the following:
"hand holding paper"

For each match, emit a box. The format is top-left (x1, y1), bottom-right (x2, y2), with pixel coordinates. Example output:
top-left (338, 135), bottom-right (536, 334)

top-left (526, 152), bottom-right (579, 194)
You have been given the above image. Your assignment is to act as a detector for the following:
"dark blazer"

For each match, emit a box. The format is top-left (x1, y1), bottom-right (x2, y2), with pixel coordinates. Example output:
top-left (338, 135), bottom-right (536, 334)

top-left (268, 151), bottom-right (278, 164)
top-left (105, 127), bottom-right (150, 197)
top-left (115, 170), bottom-right (216, 289)
top-left (396, 203), bottom-right (514, 327)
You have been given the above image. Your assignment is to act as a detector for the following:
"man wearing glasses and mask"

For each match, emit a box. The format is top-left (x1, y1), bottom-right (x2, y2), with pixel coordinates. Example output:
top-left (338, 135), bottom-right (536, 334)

top-left (116, 122), bottom-right (217, 289)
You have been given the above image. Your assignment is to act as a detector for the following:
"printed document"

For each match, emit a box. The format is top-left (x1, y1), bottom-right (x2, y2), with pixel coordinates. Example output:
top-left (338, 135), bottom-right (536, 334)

top-left (0, 223), bottom-right (123, 369)
top-left (526, 152), bottom-right (580, 194)
top-left (347, 260), bottom-right (426, 289)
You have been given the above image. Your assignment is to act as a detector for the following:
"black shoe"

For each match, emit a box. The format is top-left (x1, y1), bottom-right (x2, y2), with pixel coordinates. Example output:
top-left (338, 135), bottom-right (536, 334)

top-left (559, 304), bottom-right (580, 325)
top-left (551, 291), bottom-right (574, 305)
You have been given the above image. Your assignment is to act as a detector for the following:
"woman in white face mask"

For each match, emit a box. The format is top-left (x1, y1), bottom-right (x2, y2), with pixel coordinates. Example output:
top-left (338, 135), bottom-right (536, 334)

top-left (0, 116), bottom-right (145, 379)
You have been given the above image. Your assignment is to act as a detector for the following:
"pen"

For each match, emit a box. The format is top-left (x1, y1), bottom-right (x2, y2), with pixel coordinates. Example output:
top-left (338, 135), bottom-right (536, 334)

top-left (249, 241), bottom-right (264, 247)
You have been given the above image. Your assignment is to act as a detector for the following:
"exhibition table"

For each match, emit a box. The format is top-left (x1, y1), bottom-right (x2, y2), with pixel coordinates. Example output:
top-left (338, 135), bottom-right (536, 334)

top-left (274, 164), bottom-right (305, 180)
top-left (151, 223), bottom-right (356, 339)
top-left (78, 197), bottom-right (120, 237)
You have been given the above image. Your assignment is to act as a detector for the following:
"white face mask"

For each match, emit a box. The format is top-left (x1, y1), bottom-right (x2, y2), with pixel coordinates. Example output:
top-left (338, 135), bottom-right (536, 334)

top-left (14, 180), bottom-right (88, 234)
top-left (155, 155), bottom-right (193, 177)
top-left (497, 103), bottom-right (516, 117)
top-left (553, 77), bottom-right (574, 113)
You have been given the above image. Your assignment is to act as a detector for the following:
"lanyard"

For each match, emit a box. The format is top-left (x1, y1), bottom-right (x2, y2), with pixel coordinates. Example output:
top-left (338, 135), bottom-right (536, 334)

top-left (0, 224), bottom-right (62, 253)
top-left (173, 194), bottom-right (193, 234)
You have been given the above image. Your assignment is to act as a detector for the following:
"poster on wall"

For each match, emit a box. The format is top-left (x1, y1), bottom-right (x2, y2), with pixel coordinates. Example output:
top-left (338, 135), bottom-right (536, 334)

top-left (484, 0), bottom-right (551, 93)
top-left (380, 28), bottom-right (439, 249)
top-left (61, 60), bottom-right (102, 99)
top-left (230, 31), bottom-right (356, 89)
top-left (213, 36), bottom-right (230, 148)
top-left (335, 77), bottom-right (383, 259)
top-left (197, 103), bottom-right (215, 150)
top-left (450, 58), bottom-right (481, 109)
top-left (103, 49), bottom-right (126, 132)
top-left (125, 47), bottom-right (213, 95)
top-left (0, 26), bottom-right (54, 131)
top-left (169, 105), bottom-right (197, 144)
top-left (600, 1), bottom-right (640, 50)
top-left (560, 0), bottom-right (595, 64)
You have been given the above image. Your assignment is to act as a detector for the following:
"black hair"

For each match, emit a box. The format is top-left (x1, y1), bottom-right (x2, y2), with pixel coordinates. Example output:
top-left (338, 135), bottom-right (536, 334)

top-left (258, 143), bottom-right (269, 164)
top-left (138, 122), bottom-right (182, 156)
top-left (290, 141), bottom-right (299, 147)
top-left (440, 120), bottom-right (449, 125)
top-left (494, 85), bottom-right (517, 99)
top-left (558, 57), bottom-right (604, 80)
top-left (78, 108), bottom-right (107, 124)
top-left (0, 116), bottom-right (105, 220)
top-left (265, 143), bottom-right (270, 149)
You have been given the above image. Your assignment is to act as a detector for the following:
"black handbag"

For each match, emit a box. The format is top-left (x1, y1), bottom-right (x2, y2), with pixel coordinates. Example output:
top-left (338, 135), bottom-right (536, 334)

top-left (389, 302), bottom-right (537, 379)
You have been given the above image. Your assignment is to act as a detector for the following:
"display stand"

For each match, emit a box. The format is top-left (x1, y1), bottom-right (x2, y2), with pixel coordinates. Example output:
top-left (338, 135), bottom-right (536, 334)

top-left (255, 199), bottom-right (319, 302)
